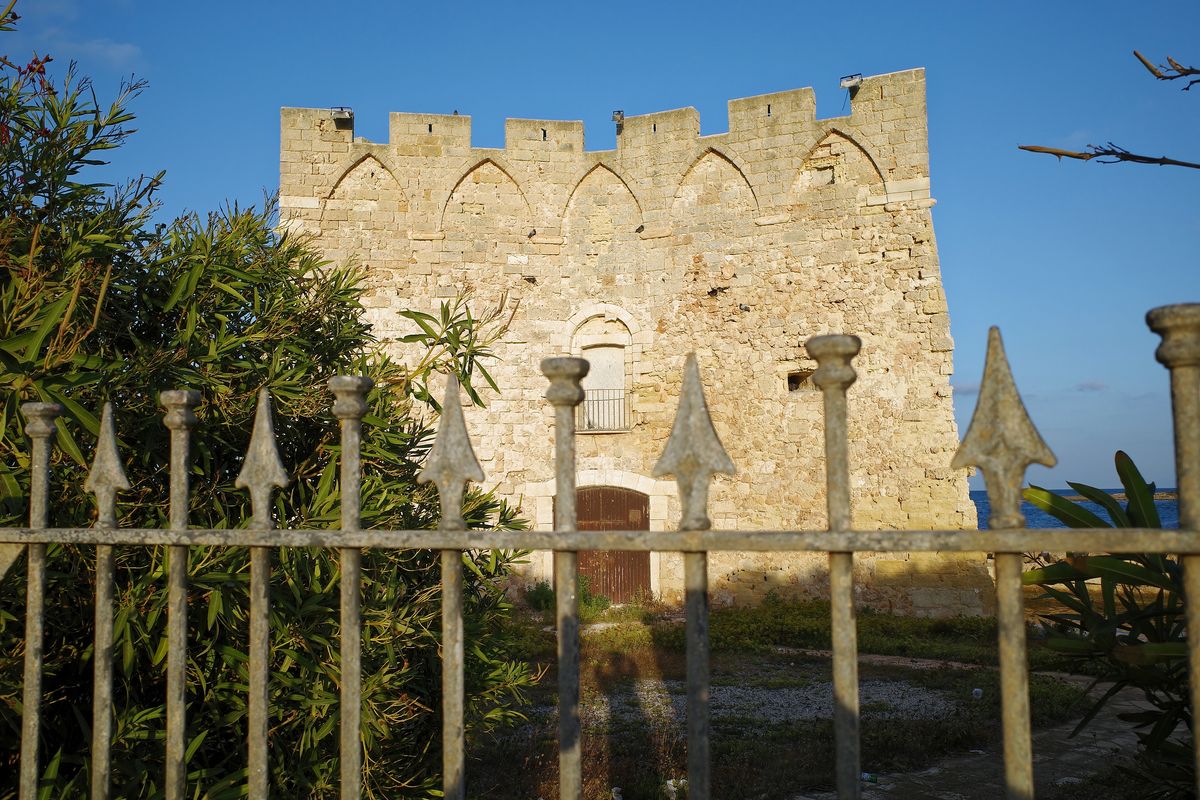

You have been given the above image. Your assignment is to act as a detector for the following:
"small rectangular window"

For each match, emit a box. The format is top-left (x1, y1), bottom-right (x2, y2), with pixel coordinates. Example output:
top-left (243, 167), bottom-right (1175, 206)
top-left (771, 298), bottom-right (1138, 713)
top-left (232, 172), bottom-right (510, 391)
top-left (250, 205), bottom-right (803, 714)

top-left (788, 369), bottom-right (814, 392)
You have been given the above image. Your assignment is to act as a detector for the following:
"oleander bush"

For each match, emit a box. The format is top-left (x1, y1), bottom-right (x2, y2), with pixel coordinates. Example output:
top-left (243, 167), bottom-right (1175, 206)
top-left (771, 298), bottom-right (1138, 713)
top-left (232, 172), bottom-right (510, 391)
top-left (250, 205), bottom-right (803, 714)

top-left (0, 3), bottom-right (535, 796)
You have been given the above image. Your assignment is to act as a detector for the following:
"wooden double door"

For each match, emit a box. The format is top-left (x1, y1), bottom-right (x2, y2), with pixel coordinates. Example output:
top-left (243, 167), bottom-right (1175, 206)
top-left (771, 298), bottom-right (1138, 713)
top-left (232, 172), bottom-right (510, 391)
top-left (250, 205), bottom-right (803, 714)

top-left (575, 486), bottom-right (650, 603)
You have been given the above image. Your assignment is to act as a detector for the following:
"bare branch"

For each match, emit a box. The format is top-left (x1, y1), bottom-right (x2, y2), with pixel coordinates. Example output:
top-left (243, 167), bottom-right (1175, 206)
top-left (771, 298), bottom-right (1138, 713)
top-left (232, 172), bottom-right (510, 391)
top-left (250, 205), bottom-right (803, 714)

top-left (1021, 52), bottom-right (1199, 172)
top-left (1134, 50), bottom-right (1200, 90)
top-left (1019, 144), bottom-right (1200, 171)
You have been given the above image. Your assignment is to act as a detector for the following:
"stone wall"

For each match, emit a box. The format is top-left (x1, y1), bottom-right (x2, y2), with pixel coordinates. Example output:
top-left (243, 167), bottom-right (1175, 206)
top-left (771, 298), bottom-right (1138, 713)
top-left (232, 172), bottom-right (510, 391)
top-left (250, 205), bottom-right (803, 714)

top-left (279, 68), bottom-right (992, 617)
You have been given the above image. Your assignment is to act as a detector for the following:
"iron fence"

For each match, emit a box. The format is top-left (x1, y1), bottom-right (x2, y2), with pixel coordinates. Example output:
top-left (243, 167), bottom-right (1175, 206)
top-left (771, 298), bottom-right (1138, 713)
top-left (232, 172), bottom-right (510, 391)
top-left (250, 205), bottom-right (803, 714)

top-left (2, 302), bottom-right (1199, 800)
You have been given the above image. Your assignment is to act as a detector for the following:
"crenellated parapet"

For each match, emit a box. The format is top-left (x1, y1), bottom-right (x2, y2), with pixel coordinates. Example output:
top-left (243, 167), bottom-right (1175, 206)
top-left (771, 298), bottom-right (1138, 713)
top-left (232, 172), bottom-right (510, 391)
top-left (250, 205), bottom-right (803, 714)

top-left (280, 69), bottom-right (930, 241)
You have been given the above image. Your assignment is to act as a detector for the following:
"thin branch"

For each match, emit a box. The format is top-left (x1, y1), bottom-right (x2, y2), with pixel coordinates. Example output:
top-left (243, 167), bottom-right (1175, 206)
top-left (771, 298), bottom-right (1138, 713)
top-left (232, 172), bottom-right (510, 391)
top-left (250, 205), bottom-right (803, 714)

top-left (1018, 144), bottom-right (1200, 171)
top-left (1134, 50), bottom-right (1200, 91)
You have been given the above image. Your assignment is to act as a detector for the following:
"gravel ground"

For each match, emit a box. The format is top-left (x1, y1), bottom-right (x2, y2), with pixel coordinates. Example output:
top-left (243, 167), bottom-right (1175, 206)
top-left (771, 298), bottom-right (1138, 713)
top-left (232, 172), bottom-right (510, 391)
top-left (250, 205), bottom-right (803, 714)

top-left (531, 678), bottom-right (957, 729)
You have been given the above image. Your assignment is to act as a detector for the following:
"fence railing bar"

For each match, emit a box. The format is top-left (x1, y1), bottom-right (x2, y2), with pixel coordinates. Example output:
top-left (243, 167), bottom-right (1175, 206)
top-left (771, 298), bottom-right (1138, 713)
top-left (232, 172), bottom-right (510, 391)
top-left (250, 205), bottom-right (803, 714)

top-left (161, 390), bottom-right (198, 800)
top-left (653, 353), bottom-right (735, 800)
top-left (951, 327), bottom-right (1056, 800)
top-left (329, 376), bottom-right (372, 800)
top-left (808, 335), bottom-right (863, 800)
top-left (2, 526), bottom-right (1196, 552)
top-left (542, 357), bottom-right (588, 800)
top-left (236, 390), bottom-right (290, 799)
top-left (1147, 304), bottom-right (1200, 799)
top-left (417, 374), bottom-right (486, 800)
top-left (85, 403), bottom-right (129, 800)
top-left (18, 402), bottom-right (60, 800)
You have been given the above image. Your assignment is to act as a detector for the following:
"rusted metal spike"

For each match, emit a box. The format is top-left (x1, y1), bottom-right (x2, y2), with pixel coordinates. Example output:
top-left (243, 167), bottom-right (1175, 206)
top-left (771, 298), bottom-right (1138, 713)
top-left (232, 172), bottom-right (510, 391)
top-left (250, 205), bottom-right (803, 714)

top-left (235, 389), bottom-right (291, 523)
top-left (419, 373), bottom-right (485, 531)
top-left (951, 327), bottom-right (1056, 528)
top-left (653, 353), bottom-right (736, 531)
top-left (84, 403), bottom-right (131, 529)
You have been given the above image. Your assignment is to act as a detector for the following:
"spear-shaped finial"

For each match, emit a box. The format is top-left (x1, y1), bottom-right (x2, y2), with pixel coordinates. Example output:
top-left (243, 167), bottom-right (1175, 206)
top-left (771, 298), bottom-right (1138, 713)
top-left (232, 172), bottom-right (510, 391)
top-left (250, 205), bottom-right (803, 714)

top-left (653, 354), bottom-right (735, 531)
top-left (952, 327), bottom-right (1055, 529)
top-left (235, 389), bottom-right (290, 527)
top-left (84, 403), bottom-right (130, 529)
top-left (418, 373), bottom-right (485, 531)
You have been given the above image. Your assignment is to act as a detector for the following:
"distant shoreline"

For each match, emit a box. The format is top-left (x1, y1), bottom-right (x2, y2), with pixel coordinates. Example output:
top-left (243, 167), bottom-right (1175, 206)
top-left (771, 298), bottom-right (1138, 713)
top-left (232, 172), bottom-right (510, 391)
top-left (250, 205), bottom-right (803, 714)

top-left (1060, 491), bottom-right (1178, 502)
top-left (970, 489), bottom-right (1179, 501)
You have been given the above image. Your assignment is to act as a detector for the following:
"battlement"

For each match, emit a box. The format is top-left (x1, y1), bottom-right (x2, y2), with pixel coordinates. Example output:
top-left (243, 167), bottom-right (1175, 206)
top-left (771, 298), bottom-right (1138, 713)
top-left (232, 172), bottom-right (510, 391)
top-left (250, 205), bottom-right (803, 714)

top-left (280, 68), bottom-right (931, 228)
top-left (282, 68), bottom-right (924, 156)
top-left (728, 87), bottom-right (816, 133)
top-left (506, 119), bottom-right (585, 156)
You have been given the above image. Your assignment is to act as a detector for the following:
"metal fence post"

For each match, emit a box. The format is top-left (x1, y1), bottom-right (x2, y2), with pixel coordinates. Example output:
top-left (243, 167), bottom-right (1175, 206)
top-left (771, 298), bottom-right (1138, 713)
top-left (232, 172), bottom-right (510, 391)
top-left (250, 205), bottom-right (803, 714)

top-left (236, 390), bottom-right (290, 798)
top-left (1147, 304), bottom-right (1200, 800)
top-left (952, 328), bottom-right (1055, 800)
top-left (418, 374), bottom-right (485, 800)
top-left (541, 357), bottom-right (588, 800)
top-left (653, 354), bottom-right (735, 800)
top-left (329, 375), bottom-right (373, 800)
top-left (18, 402), bottom-right (60, 800)
top-left (84, 403), bottom-right (129, 800)
top-left (807, 335), bottom-right (862, 800)
top-left (161, 389), bottom-right (199, 800)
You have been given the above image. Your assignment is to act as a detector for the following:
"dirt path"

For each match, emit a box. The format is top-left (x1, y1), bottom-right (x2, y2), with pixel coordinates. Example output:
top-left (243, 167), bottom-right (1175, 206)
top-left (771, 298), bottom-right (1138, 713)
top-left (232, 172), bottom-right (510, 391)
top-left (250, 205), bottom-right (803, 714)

top-left (784, 659), bottom-right (1146, 800)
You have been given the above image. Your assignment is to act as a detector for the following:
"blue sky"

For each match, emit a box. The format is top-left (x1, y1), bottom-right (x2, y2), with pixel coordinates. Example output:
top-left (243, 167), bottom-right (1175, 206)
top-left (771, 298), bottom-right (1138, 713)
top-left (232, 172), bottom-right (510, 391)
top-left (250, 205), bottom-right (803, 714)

top-left (7, 0), bottom-right (1198, 490)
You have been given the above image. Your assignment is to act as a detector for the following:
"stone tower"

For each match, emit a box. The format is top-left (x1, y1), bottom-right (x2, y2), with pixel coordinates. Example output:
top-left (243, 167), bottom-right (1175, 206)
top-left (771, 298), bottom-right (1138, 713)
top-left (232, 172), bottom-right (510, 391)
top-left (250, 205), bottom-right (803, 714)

top-left (280, 68), bottom-right (991, 616)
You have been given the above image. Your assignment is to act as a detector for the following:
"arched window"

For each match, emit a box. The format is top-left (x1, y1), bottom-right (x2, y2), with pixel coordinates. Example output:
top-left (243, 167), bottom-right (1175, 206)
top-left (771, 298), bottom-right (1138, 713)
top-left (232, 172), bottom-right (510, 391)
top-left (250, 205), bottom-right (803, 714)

top-left (581, 344), bottom-right (626, 431)
top-left (572, 312), bottom-right (633, 432)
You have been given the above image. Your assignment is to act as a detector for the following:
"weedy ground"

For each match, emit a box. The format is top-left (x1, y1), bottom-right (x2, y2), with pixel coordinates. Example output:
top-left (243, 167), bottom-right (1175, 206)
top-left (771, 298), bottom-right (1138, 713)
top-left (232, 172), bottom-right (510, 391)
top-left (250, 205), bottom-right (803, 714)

top-left (466, 597), bottom-right (1088, 800)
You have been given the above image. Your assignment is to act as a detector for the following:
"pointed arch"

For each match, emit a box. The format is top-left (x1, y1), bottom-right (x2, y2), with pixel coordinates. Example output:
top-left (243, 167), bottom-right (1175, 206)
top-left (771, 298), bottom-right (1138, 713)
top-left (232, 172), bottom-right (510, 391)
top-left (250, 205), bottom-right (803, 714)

top-left (322, 151), bottom-right (408, 203)
top-left (438, 156), bottom-right (532, 231)
top-left (667, 146), bottom-right (758, 220)
top-left (791, 128), bottom-right (887, 197)
top-left (561, 163), bottom-right (645, 264)
top-left (560, 162), bottom-right (644, 222)
top-left (318, 152), bottom-right (409, 234)
top-left (671, 147), bottom-right (759, 216)
top-left (315, 151), bottom-right (411, 276)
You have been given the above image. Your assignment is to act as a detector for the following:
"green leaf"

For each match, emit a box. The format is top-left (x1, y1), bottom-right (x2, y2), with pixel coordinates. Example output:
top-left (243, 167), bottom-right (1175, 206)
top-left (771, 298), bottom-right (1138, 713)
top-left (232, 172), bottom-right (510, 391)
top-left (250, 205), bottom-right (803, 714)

top-left (1067, 481), bottom-right (1131, 527)
top-left (1043, 637), bottom-right (1101, 655)
top-left (1023, 485), bottom-right (1110, 528)
top-left (1071, 555), bottom-right (1176, 591)
top-left (1112, 642), bottom-right (1187, 666)
top-left (1115, 451), bottom-right (1161, 528)
top-left (21, 293), bottom-right (70, 361)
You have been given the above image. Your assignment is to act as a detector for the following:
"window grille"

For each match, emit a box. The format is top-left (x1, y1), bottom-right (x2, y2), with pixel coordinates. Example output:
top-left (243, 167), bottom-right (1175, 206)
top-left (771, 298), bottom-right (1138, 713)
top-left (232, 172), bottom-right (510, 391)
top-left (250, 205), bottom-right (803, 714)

top-left (578, 387), bottom-right (629, 431)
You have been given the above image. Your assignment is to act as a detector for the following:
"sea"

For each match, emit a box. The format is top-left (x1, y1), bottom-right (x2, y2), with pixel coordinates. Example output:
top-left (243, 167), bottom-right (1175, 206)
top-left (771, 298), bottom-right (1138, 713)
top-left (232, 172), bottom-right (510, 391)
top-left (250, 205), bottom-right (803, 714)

top-left (970, 489), bottom-right (1180, 530)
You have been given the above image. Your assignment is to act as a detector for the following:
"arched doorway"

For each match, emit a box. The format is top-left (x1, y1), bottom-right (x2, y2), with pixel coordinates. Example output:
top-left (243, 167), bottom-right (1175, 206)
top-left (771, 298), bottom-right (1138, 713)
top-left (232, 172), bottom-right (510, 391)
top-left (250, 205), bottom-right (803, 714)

top-left (577, 486), bottom-right (650, 603)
